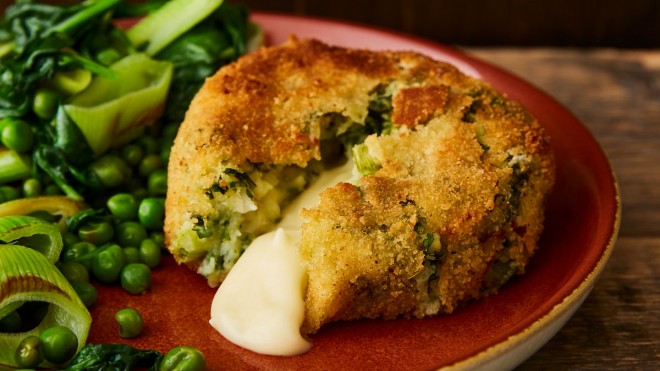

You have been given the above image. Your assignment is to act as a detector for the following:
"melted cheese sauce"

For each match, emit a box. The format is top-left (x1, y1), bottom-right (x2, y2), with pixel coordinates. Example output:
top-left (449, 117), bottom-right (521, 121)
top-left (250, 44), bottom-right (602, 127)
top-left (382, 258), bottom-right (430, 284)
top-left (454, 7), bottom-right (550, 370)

top-left (209, 157), bottom-right (356, 356)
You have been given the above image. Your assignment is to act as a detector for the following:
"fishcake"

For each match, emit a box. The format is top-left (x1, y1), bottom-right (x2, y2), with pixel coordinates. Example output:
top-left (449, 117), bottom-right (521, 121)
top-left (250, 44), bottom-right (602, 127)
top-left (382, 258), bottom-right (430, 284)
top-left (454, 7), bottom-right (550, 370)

top-left (165, 37), bottom-right (555, 332)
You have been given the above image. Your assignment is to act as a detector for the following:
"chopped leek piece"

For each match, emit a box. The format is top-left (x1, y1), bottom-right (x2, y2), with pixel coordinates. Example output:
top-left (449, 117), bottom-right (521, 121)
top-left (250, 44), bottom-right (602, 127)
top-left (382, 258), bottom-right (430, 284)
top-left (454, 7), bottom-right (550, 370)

top-left (475, 121), bottom-right (490, 152)
top-left (126, 0), bottom-right (224, 56)
top-left (0, 245), bottom-right (91, 368)
top-left (245, 22), bottom-right (265, 53)
top-left (47, 0), bottom-right (122, 36)
top-left (0, 41), bottom-right (13, 59)
top-left (63, 53), bottom-right (173, 155)
top-left (0, 215), bottom-right (62, 263)
top-left (352, 143), bottom-right (382, 176)
top-left (0, 148), bottom-right (31, 184)
top-left (50, 68), bottom-right (93, 96)
top-left (0, 196), bottom-right (84, 232)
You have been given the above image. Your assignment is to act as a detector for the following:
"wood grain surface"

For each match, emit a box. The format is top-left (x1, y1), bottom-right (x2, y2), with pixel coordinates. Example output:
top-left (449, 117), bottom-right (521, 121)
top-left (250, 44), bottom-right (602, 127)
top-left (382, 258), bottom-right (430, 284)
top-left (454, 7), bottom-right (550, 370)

top-left (465, 48), bottom-right (659, 370)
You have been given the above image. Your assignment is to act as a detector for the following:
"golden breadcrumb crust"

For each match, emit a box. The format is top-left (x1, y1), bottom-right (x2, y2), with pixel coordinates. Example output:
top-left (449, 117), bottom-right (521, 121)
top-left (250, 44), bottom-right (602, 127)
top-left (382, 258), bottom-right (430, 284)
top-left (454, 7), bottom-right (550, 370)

top-left (165, 37), bottom-right (555, 333)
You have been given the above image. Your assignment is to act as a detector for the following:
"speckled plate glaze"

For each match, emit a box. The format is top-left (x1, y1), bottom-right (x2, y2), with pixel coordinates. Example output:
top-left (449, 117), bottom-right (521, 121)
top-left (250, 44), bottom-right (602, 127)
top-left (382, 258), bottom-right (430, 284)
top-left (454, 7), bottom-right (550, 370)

top-left (89, 13), bottom-right (620, 370)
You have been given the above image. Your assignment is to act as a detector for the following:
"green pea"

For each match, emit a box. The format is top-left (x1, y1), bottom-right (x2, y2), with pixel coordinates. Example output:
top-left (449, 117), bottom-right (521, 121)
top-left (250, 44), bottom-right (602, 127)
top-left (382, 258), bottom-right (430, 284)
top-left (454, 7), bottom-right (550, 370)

top-left (58, 261), bottom-right (89, 283)
top-left (14, 335), bottom-right (44, 368)
top-left (0, 310), bottom-right (21, 332)
top-left (0, 117), bottom-right (34, 153)
top-left (50, 68), bottom-right (91, 95)
top-left (116, 221), bottom-right (148, 247)
top-left (121, 144), bottom-right (144, 167)
top-left (62, 232), bottom-right (80, 248)
top-left (138, 197), bottom-right (165, 230)
top-left (96, 48), bottom-right (121, 66)
top-left (159, 346), bottom-right (206, 371)
top-left (138, 136), bottom-right (159, 155)
top-left (71, 280), bottom-right (98, 308)
top-left (139, 238), bottom-right (161, 268)
top-left (150, 231), bottom-right (166, 249)
top-left (107, 193), bottom-right (138, 221)
top-left (61, 241), bottom-right (96, 269)
top-left (147, 169), bottom-right (167, 195)
top-left (78, 220), bottom-right (114, 245)
top-left (90, 155), bottom-right (132, 188)
top-left (138, 154), bottom-right (162, 178)
top-left (162, 123), bottom-right (179, 142)
top-left (0, 185), bottom-right (20, 202)
top-left (22, 178), bottom-right (42, 197)
top-left (160, 146), bottom-right (171, 162)
top-left (120, 263), bottom-right (151, 295)
top-left (115, 308), bottom-right (143, 338)
top-left (32, 88), bottom-right (59, 119)
top-left (161, 134), bottom-right (174, 151)
top-left (39, 325), bottom-right (78, 364)
top-left (91, 244), bottom-right (126, 283)
top-left (44, 184), bottom-right (62, 195)
top-left (123, 246), bottom-right (141, 264)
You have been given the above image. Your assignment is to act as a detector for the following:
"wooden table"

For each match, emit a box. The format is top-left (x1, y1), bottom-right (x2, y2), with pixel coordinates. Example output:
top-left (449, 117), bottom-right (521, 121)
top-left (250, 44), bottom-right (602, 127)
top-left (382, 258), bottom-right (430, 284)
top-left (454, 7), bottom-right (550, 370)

top-left (463, 48), bottom-right (659, 369)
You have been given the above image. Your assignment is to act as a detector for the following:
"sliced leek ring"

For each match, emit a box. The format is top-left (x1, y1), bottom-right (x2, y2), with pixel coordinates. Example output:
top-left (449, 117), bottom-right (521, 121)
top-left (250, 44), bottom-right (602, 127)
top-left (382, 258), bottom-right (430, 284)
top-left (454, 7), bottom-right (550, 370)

top-left (0, 245), bottom-right (91, 368)
top-left (0, 195), bottom-right (84, 232)
top-left (64, 53), bottom-right (173, 155)
top-left (0, 215), bottom-right (63, 263)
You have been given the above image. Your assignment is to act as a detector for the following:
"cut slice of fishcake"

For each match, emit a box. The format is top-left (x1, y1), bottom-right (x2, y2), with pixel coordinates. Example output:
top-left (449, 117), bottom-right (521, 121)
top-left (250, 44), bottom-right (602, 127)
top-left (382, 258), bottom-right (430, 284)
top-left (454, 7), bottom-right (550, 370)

top-left (301, 112), bottom-right (552, 332)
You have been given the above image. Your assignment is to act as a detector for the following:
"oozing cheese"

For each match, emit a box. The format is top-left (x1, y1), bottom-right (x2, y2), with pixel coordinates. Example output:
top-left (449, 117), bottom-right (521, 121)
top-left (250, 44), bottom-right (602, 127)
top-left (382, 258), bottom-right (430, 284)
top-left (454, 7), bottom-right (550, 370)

top-left (209, 157), bottom-right (356, 356)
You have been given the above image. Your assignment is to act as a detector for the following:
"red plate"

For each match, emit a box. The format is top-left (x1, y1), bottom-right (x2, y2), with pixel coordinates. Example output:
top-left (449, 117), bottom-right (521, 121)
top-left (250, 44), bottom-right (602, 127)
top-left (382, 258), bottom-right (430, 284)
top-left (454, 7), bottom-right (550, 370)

top-left (90, 13), bottom-right (620, 370)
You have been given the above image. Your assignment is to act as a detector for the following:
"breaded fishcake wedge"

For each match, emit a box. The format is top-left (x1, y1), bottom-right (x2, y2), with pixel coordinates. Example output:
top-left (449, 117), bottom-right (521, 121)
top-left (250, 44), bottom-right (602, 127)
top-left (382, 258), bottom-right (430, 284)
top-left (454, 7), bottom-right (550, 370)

top-left (166, 38), bottom-right (554, 332)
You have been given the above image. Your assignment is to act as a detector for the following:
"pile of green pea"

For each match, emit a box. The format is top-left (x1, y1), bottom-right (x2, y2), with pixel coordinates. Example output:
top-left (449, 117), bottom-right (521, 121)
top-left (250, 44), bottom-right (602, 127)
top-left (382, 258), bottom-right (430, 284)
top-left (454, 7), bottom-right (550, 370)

top-left (15, 325), bottom-right (80, 367)
top-left (0, 115), bottom-right (177, 204)
top-left (89, 120), bottom-right (177, 200)
top-left (0, 114), bottom-right (209, 366)
top-left (12, 322), bottom-right (206, 369)
top-left (59, 191), bottom-right (165, 302)
top-left (3, 117), bottom-right (178, 298)
top-left (5, 304), bottom-right (167, 367)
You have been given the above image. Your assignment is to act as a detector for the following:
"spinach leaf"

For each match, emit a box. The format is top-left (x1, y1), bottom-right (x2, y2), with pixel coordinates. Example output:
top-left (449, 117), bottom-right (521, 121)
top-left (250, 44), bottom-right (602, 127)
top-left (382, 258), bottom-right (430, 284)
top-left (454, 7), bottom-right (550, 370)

top-left (115, 0), bottom-right (170, 18)
top-left (0, 0), bottom-right (122, 118)
top-left (65, 208), bottom-right (110, 234)
top-left (52, 105), bottom-right (96, 167)
top-left (33, 146), bottom-right (87, 201)
top-left (156, 2), bottom-right (249, 122)
top-left (0, 0), bottom-right (252, 201)
top-left (32, 106), bottom-right (103, 200)
top-left (64, 343), bottom-right (163, 371)
top-left (32, 108), bottom-right (104, 201)
top-left (215, 2), bottom-right (248, 57)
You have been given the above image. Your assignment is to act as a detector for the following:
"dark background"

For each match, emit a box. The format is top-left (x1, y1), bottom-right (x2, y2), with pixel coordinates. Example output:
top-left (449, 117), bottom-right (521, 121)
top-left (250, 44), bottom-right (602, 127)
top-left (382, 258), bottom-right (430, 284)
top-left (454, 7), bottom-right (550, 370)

top-left (1, 0), bottom-right (659, 48)
top-left (232, 0), bottom-right (660, 48)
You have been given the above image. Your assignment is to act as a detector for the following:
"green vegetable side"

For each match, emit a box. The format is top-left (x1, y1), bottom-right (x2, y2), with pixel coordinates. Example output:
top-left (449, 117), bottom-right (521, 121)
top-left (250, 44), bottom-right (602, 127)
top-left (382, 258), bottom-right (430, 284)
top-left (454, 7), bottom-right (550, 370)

top-left (0, 217), bottom-right (91, 368)
top-left (0, 0), bottom-right (256, 201)
top-left (0, 0), bottom-right (259, 368)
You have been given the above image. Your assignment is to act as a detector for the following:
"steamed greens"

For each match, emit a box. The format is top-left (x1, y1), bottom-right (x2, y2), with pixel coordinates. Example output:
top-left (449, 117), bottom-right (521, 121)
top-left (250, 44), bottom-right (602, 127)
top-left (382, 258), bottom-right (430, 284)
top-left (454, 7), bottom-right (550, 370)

top-left (0, 0), bottom-right (254, 200)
